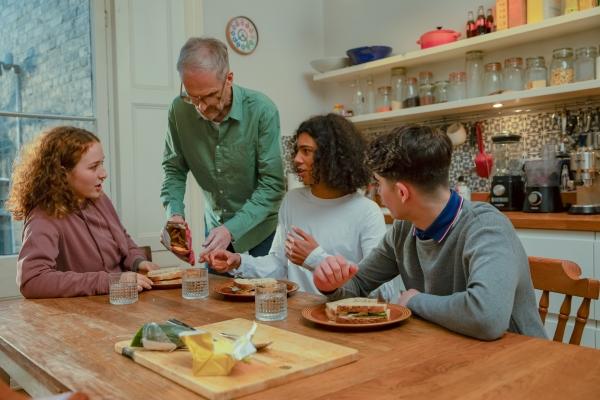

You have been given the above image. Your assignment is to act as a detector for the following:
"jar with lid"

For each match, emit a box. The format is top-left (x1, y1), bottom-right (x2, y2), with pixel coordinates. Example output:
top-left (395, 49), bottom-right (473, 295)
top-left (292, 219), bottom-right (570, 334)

top-left (549, 48), bottom-right (574, 86)
top-left (376, 86), bottom-right (392, 112)
top-left (365, 75), bottom-right (376, 113)
top-left (350, 79), bottom-right (364, 116)
top-left (403, 77), bottom-right (420, 108)
top-left (574, 46), bottom-right (597, 82)
top-left (390, 67), bottom-right (406, 110)
top-left (447, 72), bottom-right (467, 101)
top-left (525, 57), bottom-right (547, 89)
top-left (419, 83), bottom-right (434, 105)
top-left (332, 103), bottom-right (345, 115)
top-left (433, 81), bottom-right (449, 103)
top-left (483, 62), bottom-right (503, 95)
top-left (418, 71), bottom-right (433, 86)
top-left (465, 50), bottom-right (484, 98)
top-left (503, 57), bottom-right (524, 91)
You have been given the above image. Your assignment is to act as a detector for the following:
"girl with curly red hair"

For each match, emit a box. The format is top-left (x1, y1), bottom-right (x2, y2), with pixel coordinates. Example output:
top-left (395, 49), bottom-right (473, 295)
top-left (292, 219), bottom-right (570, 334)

top-left (7, 126), bottom-right (157, 298)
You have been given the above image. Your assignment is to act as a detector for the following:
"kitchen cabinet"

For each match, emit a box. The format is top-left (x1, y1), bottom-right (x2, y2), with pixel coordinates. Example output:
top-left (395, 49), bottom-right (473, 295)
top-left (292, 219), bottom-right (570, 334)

top-left (517, 229), bottom-right (598, 348)
top-left (313, 7), bottom-right (600, 128)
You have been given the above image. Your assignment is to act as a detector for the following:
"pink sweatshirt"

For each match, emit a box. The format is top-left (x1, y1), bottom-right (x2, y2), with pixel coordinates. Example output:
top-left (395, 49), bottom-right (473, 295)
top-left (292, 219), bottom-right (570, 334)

top-left (17, 194), bottom-right (146, 298)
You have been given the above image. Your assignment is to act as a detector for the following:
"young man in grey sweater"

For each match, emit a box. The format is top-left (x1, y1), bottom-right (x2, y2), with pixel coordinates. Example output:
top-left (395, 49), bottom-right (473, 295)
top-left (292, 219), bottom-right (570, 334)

top-left (314, 125), bottom-right (547, 341)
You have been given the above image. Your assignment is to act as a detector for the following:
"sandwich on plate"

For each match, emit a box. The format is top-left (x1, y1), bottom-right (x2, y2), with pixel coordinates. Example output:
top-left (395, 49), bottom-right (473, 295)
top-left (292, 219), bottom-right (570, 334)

top-left (232, 278), bottom-right (278, 292)
top-left (325, 297), bottom-right (390, 324)
top-left (147, 266), bottom-right (184, 285)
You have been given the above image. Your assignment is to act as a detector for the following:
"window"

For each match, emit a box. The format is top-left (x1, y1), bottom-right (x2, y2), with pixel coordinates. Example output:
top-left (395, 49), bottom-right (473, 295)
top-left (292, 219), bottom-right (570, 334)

top-left (0, 0), bottom-right (95, 256)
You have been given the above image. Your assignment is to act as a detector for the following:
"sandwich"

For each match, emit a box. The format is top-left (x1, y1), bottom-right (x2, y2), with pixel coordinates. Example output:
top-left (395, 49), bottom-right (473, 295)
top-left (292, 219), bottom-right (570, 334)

top-left (147, 267), bottom-right (184, 284)
top-left (232, 278), bottom-right (278, 292)
top-left (325, 297), bottom-right (390, 324)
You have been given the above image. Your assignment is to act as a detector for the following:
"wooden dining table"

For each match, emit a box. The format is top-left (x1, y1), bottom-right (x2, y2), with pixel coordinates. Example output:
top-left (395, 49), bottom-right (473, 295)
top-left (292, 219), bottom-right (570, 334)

top-left (1, 274), bottom-right (599, 399)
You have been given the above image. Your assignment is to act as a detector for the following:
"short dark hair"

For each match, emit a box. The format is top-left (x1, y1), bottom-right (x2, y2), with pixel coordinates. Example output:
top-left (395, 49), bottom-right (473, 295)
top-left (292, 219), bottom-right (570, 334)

top-left (295, 114), bottom-right (370, 193)
top-left (366, 125), bottom-right (452, 191)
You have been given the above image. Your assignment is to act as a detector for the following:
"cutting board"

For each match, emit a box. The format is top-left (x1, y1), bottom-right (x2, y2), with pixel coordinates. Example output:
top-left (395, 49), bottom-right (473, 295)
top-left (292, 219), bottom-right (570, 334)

top-left (114, 318), bottom-right (358, 400)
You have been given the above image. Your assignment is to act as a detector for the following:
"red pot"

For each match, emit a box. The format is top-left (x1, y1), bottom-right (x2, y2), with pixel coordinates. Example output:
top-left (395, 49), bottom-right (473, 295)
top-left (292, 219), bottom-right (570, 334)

top-left (417, 27), bottom-right (461, 49)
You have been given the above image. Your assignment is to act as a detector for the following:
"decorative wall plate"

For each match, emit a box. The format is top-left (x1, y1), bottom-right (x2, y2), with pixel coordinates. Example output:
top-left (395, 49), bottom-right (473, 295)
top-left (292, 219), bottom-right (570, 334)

top-left (226, 16), bottom-right (259, 55)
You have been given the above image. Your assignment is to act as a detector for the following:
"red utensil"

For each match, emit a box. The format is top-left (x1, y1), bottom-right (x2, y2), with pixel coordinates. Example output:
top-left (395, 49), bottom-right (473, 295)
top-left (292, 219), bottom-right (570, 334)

top-left (474, 122), bottom-right (493, 178)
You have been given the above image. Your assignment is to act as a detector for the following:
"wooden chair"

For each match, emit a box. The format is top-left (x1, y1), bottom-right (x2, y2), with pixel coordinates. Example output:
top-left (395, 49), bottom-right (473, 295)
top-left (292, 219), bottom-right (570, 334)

top-left (139, 246), bottom-right (152, 262)
top-left (528, 256), bottom-right (600, 345)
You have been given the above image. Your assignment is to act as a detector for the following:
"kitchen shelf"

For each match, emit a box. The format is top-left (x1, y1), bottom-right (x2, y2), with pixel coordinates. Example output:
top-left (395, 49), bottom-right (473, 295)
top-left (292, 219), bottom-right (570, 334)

top-left (348, 80), bottom-right (600, 128)
top-left (313, 7), bottom-right (600, 84)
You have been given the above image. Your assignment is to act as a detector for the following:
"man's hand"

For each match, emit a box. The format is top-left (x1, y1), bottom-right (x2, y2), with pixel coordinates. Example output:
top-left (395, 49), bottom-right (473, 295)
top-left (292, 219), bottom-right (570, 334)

top-left (397, 289), bottom-right (420, 306)
top-left (199, 225), bottom-right (232, 262)
top-left (137, 261), bottom-right (160, 273)
top-left (136, 273), bottom-right (153, 292)
top-left (313, 255), bottom-right (358, 293)
top-left (285, 226), bottom-right (319, 265)
top-left (206, 249), bottom-right (241, 273)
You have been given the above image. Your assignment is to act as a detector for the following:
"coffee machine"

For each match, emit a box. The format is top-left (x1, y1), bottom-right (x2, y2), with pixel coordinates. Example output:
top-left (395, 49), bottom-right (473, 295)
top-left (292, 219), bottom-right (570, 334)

top-left (490, 132), bottom-right (525, 211)
top-left (569, 149), bottom-right (600, 214)
top-left (523, 146), bottom-right (563, 212)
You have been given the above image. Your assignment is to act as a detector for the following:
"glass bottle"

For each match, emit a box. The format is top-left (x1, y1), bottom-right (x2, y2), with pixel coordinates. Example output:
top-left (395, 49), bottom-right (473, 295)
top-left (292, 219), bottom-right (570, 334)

top-left (365, 75), bottom-right (376, 114)
top-left (419, 83), bottom-right (434, 105)
top-left (503, 57), bottom-right (524, 91)
top-left (574, 46), bottom-right (597, 82)
top-left (403, 77), bottom-right (420, 108)
top-left (466, 11), bottom-right (476, 38)
top-left (376, 86), bottom-right (392, 112)
top-left (390, 67), bottom-right (406, 110)
top-left (466, 50), bottom-right (484, 98)
top-left (448, 71), bottom-right (467, 101)
top-left (549, 48), bottom-right (575, 86)
top-left (418, 71), bottom-right (433, 86)
top-left (476, 5), bottom-right (486, 35)
top-left (525, 56), bottom-right (547, 89)
top-left (483, 62), bottom-right (503, 95)
top-left (485, 8), bottom-right (495, 33)
top-left (433, 80), bottom-right (449, 103)
top-left (351, 79), bottom-right (365, 116)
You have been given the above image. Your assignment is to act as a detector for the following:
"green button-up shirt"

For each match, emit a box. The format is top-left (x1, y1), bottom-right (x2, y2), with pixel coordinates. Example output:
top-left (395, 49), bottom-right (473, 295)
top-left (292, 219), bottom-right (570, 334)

top-left (160, 84), bottom-right (285, 252)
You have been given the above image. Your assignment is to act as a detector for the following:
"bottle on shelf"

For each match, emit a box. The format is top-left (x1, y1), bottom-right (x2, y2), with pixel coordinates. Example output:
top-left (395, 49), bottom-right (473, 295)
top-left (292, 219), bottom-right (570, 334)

top-left (525, 56), bottom-right (548, 89)
top-left (466, 11), bottom-right (476, 38)
top-left (351, 79), bottom-right (365, 116)
top-left (332, 103), bottom-right (345, 116)
top-left (466, 50), bottom-right (484, 98)
top-left (376, 86), bottom-right (392, 112)
top-left (403, 77), bottom-right (420, 108)
top-left (390, 67), bottom-right (406, 110)
top-left (448, 71), bottom-right (467, 101)
top-left (476, 6), bottom-right (487, 36)
top-left (485, 8), bottom-right (495, 33)
top-left (365, 75), bottom-right (376, 114)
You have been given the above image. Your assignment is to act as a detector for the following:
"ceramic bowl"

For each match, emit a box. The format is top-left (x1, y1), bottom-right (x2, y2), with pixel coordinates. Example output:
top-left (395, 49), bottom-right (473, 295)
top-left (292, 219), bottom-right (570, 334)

top-left (346, 46), bottom-right (393, 65)
top-left (309, 57), bottom-right (351, 73)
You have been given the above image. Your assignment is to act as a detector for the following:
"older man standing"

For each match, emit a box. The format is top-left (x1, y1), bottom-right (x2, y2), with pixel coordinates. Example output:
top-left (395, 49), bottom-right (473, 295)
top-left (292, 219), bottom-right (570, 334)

top-left (161, 37), bottom-right (284, 261)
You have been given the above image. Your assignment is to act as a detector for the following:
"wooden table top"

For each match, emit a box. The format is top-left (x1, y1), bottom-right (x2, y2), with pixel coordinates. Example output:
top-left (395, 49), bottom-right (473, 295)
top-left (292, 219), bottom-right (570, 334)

top-left (1, 275), bottom-right (599, 399)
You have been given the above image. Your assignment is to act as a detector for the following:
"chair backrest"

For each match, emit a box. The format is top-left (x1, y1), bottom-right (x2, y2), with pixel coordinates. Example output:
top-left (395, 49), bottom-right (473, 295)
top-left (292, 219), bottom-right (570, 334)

top-left (139, 246), bottom-right (152, 262)
top-left (528, 256), bottom-right (600, 345)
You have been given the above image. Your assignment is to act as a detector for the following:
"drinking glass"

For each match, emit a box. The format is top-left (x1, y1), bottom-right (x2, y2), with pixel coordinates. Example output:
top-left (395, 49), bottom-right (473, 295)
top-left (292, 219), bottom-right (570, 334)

top-left (255, 282), bottom-right (287, 321)
top-left (182, 267), bottom-right (209, 299)
top-left (109, 272), bottom-right (138, 305)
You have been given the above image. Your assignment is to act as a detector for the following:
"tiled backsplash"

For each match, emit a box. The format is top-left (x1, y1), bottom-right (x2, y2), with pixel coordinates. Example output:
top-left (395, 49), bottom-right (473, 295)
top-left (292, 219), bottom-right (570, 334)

top-left (283, 102), bottom-right (600, 193)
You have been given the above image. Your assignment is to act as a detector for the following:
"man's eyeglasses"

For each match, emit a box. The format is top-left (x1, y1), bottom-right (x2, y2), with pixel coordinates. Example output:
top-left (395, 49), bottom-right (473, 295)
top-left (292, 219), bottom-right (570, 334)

top-left (180, 79), bottom-right (227, 107)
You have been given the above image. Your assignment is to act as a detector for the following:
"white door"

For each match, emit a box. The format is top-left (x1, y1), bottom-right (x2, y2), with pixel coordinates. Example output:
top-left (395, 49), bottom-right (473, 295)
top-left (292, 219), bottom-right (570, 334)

top-left (111, 0), bottom-right (205, 265)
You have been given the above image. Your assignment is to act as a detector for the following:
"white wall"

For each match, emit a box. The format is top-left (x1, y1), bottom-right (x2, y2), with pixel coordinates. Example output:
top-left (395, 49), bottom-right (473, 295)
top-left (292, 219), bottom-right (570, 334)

top-left (202, 0), bottom-right (327, 136)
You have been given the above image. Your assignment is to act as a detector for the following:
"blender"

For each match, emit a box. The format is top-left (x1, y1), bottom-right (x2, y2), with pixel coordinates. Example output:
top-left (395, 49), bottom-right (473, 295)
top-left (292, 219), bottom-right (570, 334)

top-left (523, 146), bottom-right (563, 212)
top-left (490, 132), bottom-right (525, 211)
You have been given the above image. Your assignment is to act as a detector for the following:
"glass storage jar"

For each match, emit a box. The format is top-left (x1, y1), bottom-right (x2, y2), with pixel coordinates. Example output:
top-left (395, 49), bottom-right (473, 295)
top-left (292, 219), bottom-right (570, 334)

top-left (418, 71), bottom-right (433, 86)
top-left (525, 56), bottom-right (547, 89)
top-left (419, 83), bottom-right (435, 105)
top-left (549, 48), bottom-right (574, 86)
top-left (403, 77), bottom-right (420, 108)
top-left (574, 46), bottom-right (597, 82)
top-left (483, 62), bottom-right (503, 95)
top-left (503, 57), bottom-right (524, 91)
top-left (433, 80), bottom-right (449, 103)
top-left (376, 86), bottom-right (392, 112)
top-left (447, 72), bottom-right (467, 101)
top-left (466, 50), bottom-right (484, 98)
top-left (390, 67), bottom-right (406, 110)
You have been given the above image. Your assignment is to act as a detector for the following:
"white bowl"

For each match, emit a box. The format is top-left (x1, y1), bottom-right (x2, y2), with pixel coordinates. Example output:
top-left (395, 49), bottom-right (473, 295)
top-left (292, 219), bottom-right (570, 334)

top-left (310, 57), bottom-right (350, 73)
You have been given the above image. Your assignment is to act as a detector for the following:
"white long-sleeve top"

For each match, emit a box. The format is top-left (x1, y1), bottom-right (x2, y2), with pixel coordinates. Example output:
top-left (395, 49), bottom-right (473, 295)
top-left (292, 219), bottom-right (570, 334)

top-left (236, 187), bottom-right (398, 301)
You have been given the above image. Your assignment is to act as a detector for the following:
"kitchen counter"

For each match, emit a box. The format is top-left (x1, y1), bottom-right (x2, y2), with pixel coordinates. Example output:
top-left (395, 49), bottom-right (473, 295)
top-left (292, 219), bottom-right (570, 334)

top-left (382, 192), bottom-right (600, 231)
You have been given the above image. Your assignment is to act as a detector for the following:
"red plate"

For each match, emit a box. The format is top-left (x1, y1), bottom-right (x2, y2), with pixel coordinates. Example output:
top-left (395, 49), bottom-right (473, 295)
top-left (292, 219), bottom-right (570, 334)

top-left (215, 279), bottom-right (299, 301)
top-left (301, 303), bottom-right (411, 330)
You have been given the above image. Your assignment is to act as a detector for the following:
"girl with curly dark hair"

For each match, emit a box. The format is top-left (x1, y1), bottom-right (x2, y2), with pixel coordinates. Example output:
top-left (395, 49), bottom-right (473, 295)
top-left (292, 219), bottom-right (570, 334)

top-left (206, 114), bottom-right (398, 301)
top-left (7, 126), bottom-right (157, 298)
